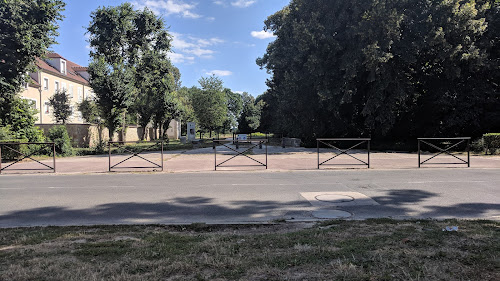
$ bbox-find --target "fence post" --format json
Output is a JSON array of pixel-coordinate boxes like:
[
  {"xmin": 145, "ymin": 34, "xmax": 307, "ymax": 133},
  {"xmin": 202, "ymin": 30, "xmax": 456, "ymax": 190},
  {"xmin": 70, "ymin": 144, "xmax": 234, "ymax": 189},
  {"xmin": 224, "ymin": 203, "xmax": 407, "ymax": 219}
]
[
  {"xmin": 265, "ymin": 141, "xmax": 268, "ymax": 169},
  {"xmin": 214, "ymin": 140, "xmax": 217, "ymax": 171},
  {"xmin": 0, "ymin": 145, "xmax": 2, "ymax": 174},
  {"xmin": 53, "ymin": 143, "xmax": 56, "ymax": 173},
  {"xmin": 467, "ymin": 139, "xmax": 470, "ymax": 168},
  {"xmin": 161, "ymin": 141, "xmax": 164, "ymax": 172},
  {"xmin": 418, "ymin": 140, "xmax": 421, "ymax": 168},
  {"xmin": 317, "ymin": 140, "xmax": 319, "ymax": 169},
  {"xmin": 108, "ymin": 142, "xmax": 111, "ymax": 172},
  {"xmin": 367, "ymin": 140, "xmax": 370, "ymax": 169}
]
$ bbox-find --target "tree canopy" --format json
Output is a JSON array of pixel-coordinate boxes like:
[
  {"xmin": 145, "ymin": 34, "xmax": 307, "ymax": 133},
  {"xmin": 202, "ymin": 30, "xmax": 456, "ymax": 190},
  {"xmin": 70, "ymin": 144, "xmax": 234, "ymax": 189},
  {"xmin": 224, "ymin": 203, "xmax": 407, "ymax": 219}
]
[
  {"xmin": 257, "ymin": 0, "xmax": 500, "ymax": 143},
  {"xmin": 87, "ymin": 3, "xmax": 176, "ymax": 140},
  {"xmin": 0, "ymin": 0, "xmax": 65, "ymax": 125},
  {"xmin": 190, "ymin": 76, "xmax": 228, "ymax": 135},
  {"xmin": 48, "ymin": 89, "xmax": 72, "ymax": 124}
]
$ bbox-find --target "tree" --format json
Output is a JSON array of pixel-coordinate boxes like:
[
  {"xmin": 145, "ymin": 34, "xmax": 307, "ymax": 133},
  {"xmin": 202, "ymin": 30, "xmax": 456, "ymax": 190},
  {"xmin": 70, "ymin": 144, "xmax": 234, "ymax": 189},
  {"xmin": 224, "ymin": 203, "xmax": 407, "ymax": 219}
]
[
  {"xmin": 223, "ymin": 89, "xmax": 243, "ymax": 133},
  {"xmin": 48, "ymin": 89, "xmax": 72, "ymax": 124},
  {"xmin": 257, "ymin": 0, "xmax": 500, "ymax": 143},
  {"xmin": 0, "ymin": 0, "xmax": 65, "ymax": 125},
  {"xmin": 87, "ymin": 3, "xmax": 175, "ymax": 141},
  {"xmin": 238, "ymin": 93, "xmax": 262, "ymax": 133},
  {"xmin": 87, "ymin": 58, "xmax": 134, "ymax": 141},
  {"xmin": 190, "ymin": 76, "xmax": 228, "ymax": 137},
  {"xmin": 77, "ymin": 98, "xmax": 100, "ymax": 124}
]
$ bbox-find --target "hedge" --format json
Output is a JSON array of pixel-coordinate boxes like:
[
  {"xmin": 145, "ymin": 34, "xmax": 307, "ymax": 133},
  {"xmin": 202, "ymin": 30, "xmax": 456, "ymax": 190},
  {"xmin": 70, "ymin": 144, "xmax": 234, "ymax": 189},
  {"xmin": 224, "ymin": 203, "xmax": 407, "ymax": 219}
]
[{"xmin": 483, "ymin": 133, "xmax": 500, "ymax": 154}]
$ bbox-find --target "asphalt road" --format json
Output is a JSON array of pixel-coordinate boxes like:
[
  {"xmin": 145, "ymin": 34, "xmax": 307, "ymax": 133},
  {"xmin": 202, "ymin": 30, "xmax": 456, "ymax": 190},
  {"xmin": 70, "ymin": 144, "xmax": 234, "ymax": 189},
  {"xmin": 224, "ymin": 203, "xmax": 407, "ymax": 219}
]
[{"xmin": 1, "ymin": 168, "xmax": 499, "ymax": 227}]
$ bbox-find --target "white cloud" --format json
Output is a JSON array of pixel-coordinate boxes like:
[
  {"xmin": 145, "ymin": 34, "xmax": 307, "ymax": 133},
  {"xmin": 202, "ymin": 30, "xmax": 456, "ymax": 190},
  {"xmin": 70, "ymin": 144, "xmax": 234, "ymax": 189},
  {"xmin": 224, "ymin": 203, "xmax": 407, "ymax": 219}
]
[
  {"xmin": 168, "ymin": 52, "xmax": 195, "ymax": 64},
  {"xmin": 132, "ymin": 0, "xmax": 201, "ymax": 19},
  {"xmin": 234, "ymin": 91, "xmax": 244, "ymax": 94},
  {"xmin": 251, "ymin": 30, "xmax": 275, "ymax": 39},
  {"xmin": 231, "ymin": 0, "xmax": 256, "ymax": 8},
  {"xmin": 206, "ymin": 70, "xmax": 233, "ymax": 76},
  {"xmin": 170, "ymin": 32, "xmax": 224, "ymax": 63},
  {"xmin": 213, "ymin": 0, "xmax": 225, "ymax": 6}
]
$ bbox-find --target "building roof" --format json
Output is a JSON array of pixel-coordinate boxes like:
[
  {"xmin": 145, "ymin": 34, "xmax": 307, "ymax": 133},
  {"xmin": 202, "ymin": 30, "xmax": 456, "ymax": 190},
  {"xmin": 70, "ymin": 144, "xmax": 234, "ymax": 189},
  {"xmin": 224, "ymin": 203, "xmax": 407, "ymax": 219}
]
[{"xmin": 35, "ymin": 53, "xmax": 89, "ymax": 85}]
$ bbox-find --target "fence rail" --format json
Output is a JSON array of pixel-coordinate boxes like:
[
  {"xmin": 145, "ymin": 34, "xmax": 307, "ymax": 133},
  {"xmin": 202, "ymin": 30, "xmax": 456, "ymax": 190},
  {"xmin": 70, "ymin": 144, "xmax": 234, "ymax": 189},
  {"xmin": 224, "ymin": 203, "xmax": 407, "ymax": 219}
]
[
  {"xmin": 108, "ymin": 141, "xmax": 164, "ymax": 172},
  {"xmin": 418, "ymin": 137, "xmax": 471, "ymax": 167},
  {"xmin": 213, "ymin": 139, "xmax": 268, "ymax": 170},
  {"xmin": 0, "ymin": 142, "xmax": 56, "ymax": 174},
  {"xmin": 317, "ymin": 138, "xmax": 371, "ymax": 169}
]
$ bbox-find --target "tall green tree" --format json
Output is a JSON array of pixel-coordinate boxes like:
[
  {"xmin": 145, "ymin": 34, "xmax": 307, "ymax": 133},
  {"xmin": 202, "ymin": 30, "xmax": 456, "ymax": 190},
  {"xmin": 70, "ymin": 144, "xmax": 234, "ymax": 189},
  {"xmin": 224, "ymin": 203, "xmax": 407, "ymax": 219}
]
[
  {"xmin": 87, "ymin": 3, "xmax": 175, "ymax": 141},
  {"xmin": 258, "ymin": 0, "xmax": 499, "ymax": 143},
  {"xmin": 190, "ymin": 76, "xmax": 228, "ymax": 137},
  {"xmin": 223, "ymin": 88, "xmax": 243, "ymax": 133},
  {"xmin": 0, "ymin": 0, "xmax": 65, "ymax": 124},
  {"xmin": 48, "ymin": 89, "xmax": 72, "ymax": 124},
  {"xmin": 238, "ymin": 93, "xmax": 262, "ymax": 133}
]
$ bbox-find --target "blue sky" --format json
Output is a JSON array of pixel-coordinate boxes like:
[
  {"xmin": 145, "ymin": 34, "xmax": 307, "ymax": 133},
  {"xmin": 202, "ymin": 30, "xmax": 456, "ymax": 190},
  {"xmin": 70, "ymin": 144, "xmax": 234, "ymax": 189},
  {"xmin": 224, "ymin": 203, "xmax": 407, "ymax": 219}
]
[{"xmin": 51, "ymin": 0, "xmax": 290, "ymax": 97}]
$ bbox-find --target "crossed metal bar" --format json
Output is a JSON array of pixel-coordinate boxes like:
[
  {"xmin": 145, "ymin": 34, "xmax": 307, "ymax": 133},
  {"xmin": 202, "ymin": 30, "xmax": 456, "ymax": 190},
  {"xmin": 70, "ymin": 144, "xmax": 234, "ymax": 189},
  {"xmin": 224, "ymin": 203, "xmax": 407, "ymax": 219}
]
[
  {"xmin": 0, "ymin": 142, "xmax": 55, "ymax": 174},
  {"xmin": 213, "ymin": 139, "xmax": 267, "ymax": 170},
  {"xmin": 418, "ymin": 137, "xmax": 470, "ymax": 167},
  {"xmin": 317, "ymin": 138, "xmax": 371, "ymax": 169},
  {"xmin": 108, "ymin": 141, "xmax": 164, "ymax": 172}
]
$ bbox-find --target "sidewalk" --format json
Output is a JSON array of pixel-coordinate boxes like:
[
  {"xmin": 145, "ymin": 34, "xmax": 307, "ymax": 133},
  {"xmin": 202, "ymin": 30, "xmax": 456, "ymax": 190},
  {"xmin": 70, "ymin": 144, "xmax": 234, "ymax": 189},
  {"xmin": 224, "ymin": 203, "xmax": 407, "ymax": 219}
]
[{"xmin": 1, "ymin": 145, "xmax": 499, "ymax": 174}]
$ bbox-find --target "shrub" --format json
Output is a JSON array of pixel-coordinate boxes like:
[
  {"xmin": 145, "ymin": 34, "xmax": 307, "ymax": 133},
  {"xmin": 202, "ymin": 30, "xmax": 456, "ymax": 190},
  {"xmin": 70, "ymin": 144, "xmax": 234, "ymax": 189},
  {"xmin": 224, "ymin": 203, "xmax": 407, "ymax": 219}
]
[
  {"xmin": 483, "ymin": 133, "xmax": 500, "ymax": 155},
  {"xmin": 0, "ymin": 126, "xmax": 14, "ymax": 140},
  {"xmin": 47, "ymin": 126, "xmax": 73, "ymax": 156},
  {"xmin": 0, "ymin": 139, "xmax": 30, "ymax": 161}
]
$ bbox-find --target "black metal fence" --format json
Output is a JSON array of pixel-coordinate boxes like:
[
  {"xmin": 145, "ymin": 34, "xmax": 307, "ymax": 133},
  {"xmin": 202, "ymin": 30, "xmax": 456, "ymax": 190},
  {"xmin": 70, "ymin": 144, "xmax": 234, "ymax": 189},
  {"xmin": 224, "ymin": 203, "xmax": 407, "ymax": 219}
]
[
  {"xmin": 108, "ymin": 141, "xmax": 164, "ymax": 172},
  {"xmin": 418, "ymin": 137, "xmax": 471, "ymax": 167},
  {"xmin": 213, "ymin": 139, "xmax": 268, "ymax": 170},
  {"xmin": 0, "ymin": 142, "xmax": 56, "ymax": 174},
  {"xmin": 317, "ymin": 138, "xmax": 371, "ymax": 169}
]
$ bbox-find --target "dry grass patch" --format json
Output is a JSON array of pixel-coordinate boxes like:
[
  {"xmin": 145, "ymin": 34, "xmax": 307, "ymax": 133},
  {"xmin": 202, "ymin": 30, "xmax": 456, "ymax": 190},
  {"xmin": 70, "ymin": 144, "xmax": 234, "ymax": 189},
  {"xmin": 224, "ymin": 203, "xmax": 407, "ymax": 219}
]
[{"xmin": 0, "ymin": 220, "xmax": 498, "ymax": 280}]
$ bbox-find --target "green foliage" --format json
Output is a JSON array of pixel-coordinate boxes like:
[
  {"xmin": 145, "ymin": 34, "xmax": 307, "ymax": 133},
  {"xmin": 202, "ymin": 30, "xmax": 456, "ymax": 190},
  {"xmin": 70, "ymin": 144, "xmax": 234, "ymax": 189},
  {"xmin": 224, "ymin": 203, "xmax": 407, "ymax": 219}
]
[
  {"xmin": 0, "ymin": 126, "xmax": 15, "ymax": 140},
  {"xmin": 223, "ymin": 88, "xmax": 243, "ymax": 132},
  {"xmin": 77, "ymin": 98, "xmax": 100, "ymax": 124},
  {"xmin": 190, "ymin": 76, "xmax": 228, "ymax": 133},
  {"xmin": 46, "ymin": 125, "xmax": 73, "ymax": 156},
  {"xmin": 483, "ymin": 133, "xmax": 500, "ymax": 154},
  {"xmin": 4, "ymin": 98, "xmax": 44, "ymax": 143},
  {"xmin": 88, "ymin": 58, "xmax": 134, "ymax": 141},
  {"xmin": 258, "ymin": 0, "xmax": 500, "ymax": 142},
  {"xmin": 48, "ymin": 89, "xmax": 72, "ymax": 124},
  {"xmin": 87, "ymin": 3, "xmax": 175, "ymax": 141},
  {"xmin": 238, "ymin": 93, "xmax": 262, "ymax": 133},
  {"xmin": 0, "ymin": 0, "xmax": 65, "ymax": 124}
]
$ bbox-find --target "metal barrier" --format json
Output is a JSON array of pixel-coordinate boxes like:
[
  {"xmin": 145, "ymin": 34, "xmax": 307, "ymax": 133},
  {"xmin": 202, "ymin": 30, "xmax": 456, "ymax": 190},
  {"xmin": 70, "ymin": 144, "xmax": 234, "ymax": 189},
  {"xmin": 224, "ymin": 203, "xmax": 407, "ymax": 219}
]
[
  {"xmin": 418, "ymin": 137, "xmax": 471, "ymax": 167},
  {"xmin": 317, "ymin": 138, "xmax": 371, "ymax": 169},
  {"xmin": 0, "ymin": 142, "xmax": 55, "ymax": 174},
  {"xmin": 108, "ymin": 141, "xmax": 164, "ymax": 172},
  {"xmin": 213, "ymin": 139, "xmax": 268, "ymax": 170}
]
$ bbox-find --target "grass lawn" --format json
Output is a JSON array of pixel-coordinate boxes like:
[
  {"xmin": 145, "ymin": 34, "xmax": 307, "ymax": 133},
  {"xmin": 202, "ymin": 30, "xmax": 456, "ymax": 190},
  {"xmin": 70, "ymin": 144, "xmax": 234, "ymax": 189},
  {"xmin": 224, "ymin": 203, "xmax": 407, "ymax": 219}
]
[{"xmin": 0, "ymin": 219, "xmax": 498, "ymax": 280}]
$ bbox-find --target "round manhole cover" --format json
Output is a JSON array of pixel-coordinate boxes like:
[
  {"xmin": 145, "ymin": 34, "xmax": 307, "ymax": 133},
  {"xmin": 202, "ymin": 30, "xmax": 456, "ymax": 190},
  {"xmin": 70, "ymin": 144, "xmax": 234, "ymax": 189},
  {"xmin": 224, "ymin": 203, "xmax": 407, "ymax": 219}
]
[
  {"xmin": 312, "ymin": 210, "xmax": 352, "ymax": 219},
  {"xmin": 315, "ymin": 194, "xmax": 354, "ymax": 203}
]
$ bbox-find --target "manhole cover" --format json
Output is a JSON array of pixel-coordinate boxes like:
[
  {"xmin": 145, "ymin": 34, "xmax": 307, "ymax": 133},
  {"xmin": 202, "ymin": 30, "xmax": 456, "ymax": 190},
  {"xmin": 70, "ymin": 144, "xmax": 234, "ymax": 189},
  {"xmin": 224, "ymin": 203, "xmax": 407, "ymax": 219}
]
[
  {"xmin": 312, "ymin": 210, "xmax": 352, "ymax": 219},
  {"xmin": 315, "ymin": 194, "xmax": 354, "ymax": 203}
]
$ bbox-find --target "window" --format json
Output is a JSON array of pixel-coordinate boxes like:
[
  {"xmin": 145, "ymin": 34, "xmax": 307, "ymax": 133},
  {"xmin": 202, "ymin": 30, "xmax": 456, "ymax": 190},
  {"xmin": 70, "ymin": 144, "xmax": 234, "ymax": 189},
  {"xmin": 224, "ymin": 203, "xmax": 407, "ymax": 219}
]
[
  {"xmin": 44, "ymin": 101, "xmax": 50, "ymax": 114},
  {"xmin": 54, "ymin": 81, "xmax": 59, "ymax": 91},
  {"xmin": 69, "ymin": 85, "xmax": 74, "ymax": 99},
  {"xmin": 43, "ymin": 78, "xmax": 49, "ymax": 90},
  {"xmin": 77, "ymin": 86, "xmax": 83, "ymax": 101},
  {"xmin": 62, "ymin": 82, "xmax": 67, "ymax": 91},
  {"xmin": 61, "ymin": 60, "xmax": 66, "ymax": 74}
]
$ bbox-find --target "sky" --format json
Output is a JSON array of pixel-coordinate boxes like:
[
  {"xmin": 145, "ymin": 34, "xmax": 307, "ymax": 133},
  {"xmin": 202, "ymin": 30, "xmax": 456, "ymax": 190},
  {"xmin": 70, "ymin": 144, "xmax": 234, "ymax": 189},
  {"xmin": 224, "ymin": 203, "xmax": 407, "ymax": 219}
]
[{"xmin": 51, "ymin": 0, "xmax": 290, "ymax": 97}]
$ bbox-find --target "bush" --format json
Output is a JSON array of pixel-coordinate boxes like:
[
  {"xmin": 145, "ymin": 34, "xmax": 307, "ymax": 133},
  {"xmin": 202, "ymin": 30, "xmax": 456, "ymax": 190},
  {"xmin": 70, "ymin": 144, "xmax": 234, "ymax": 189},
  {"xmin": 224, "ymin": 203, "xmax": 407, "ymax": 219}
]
[
  {"xmin": 0, "ymin": 126, "xmax": 14, "ymax": 140},
  {"xmin": 0, "ymin": 138, "xmax": 29, "ymax": 161},
  {"xmin": 47, "ymin": 126, "xmax": 73, "ymax": 156},
  {"xmin": 483, "ymin": 133, "xmax": 500, "ymax": 155}
]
